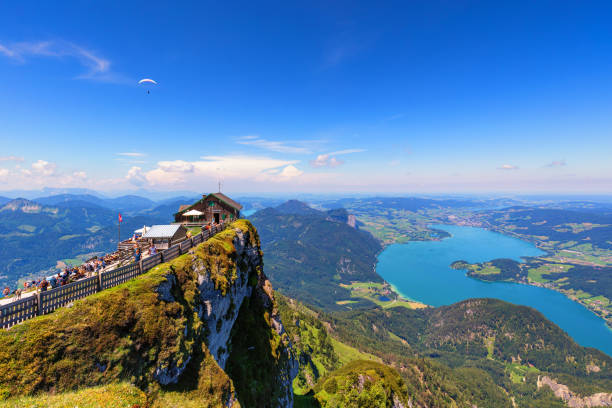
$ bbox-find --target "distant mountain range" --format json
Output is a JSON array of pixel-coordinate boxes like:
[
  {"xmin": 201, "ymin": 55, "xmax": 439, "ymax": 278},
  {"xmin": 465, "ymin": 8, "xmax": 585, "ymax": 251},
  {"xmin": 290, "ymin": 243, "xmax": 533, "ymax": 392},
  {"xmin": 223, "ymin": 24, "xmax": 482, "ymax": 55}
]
[{"xmin": 33, "ymin": 194, "xmax": 158, "ymax": 214}]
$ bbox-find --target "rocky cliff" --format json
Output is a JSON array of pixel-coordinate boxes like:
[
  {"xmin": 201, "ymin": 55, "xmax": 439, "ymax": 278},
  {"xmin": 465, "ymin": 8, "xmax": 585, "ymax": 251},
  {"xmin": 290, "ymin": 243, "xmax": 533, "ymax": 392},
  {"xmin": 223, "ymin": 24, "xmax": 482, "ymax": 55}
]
[
  {"xmin": 0, "ymin": 220, "xmax": 297, "ymax": 407},
  {"xmin": 538, "ymin": 376, "xmax": 612, "ymax": 408}
]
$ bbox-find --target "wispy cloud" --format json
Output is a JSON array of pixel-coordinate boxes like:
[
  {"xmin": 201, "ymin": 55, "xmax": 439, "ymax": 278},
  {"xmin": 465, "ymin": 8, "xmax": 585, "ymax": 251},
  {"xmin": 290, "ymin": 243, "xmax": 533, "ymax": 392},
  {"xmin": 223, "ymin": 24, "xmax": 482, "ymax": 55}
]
[
  {"xmin": 0, "ymin": 155, "xmax": 24, "ymax": 162},
  {"xmin": 384, "ymin": 113, "xmax": 405, "ymax": 121},
  {"xmin": 545, "ymin": 159, "xmax": 567, "ymax": 168},
  {"xmin": 310, "ymin": 148, "xmax": 365, "ymax": 168},
  {"xmin": 0, "ymin": 40, "xmax": 127, "ymax": 83},
  {"xmin": 321, "ymin": 25, "xmax": 377, "ymax": 69},
  {"xmin": 236, "ymin": 135, "xmax": 313, "ymax": 154},
  {"xmin": 117, "ymin": 152, "xmax": 146, "ymax": 157},
  {"xmin": 328, "ymin": 149, "xmax": 366, "ymax": 155},
  {"xmin": 498, "ymin": 164, "xmax": 519, "ymax": 170}
]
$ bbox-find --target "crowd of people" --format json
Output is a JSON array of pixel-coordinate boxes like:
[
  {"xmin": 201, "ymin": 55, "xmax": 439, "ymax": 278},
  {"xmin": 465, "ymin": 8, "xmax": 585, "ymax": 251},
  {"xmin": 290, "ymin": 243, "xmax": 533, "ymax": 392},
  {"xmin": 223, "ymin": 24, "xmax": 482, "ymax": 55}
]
[
  {"xmin": 1, "ymin": 223, "xmax": 220, "ymax": 304},
  {"xmin": 0, "ymin": 248, "xmax": 141, "ymax": 303}
]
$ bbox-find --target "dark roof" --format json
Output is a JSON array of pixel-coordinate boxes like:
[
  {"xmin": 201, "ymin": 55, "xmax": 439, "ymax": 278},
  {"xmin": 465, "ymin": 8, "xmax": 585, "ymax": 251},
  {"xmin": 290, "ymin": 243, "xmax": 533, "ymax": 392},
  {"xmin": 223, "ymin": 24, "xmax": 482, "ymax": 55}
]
[
  {"xmin": 175, "ymin": 193, "xmax": 242, "ymax": 216},
  {"xmin": 207, "ymin": 192, "xmax": 243, "ymax": 211}
]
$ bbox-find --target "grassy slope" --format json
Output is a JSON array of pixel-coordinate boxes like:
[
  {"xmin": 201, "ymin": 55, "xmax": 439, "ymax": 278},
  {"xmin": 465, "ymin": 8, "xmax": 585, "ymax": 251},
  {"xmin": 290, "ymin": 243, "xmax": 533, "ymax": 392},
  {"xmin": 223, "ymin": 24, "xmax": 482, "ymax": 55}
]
[
  {"xmin": 0, "ymin": 220, "xmax": 282, "ymax": 408},
  {"xmin": 0, "ymin": 383, "xmax": 145, "ymax": 408}
]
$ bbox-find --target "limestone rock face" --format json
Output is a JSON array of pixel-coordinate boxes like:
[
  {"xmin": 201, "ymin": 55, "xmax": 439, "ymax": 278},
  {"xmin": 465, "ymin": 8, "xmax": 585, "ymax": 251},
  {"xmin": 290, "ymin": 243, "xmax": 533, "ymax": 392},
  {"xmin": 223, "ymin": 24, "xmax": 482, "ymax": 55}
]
[
  {"xmin": 196, "ymin": 238, "xmax": 254, "ymax": 369},
  {"xmin": 538, "ymin": 376, "xmax": 612, "ymax": 407},
  {"xmin": 153, "ymin": 223, "xmax": 298, "ymax": 407}
]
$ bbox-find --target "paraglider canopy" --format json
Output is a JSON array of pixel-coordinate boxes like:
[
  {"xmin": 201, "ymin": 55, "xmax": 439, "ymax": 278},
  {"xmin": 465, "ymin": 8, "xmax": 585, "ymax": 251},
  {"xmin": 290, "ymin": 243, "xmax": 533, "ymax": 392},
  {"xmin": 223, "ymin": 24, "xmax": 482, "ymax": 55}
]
[{"xmin": 138, "ymin": 78, "xmax": 157, "ymax": 94}]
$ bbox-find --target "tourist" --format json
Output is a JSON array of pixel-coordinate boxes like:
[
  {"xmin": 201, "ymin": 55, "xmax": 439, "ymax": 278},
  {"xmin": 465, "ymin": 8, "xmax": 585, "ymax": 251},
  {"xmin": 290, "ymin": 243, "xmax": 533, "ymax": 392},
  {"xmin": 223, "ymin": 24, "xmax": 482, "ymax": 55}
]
[
  {"xmin": 49, "ymin": 275, "xmax": 57, "ymax": 288},
  {"xmin": 40, "ymin": 278, "xmax": 49, "ymax": 292},
  {"xmin": 2, "ymin": 287, "xmax": 9, "ymax": 297},
  {"xmin": 15, "ymin": 288, "xmax": 22, "ymax": 300}
]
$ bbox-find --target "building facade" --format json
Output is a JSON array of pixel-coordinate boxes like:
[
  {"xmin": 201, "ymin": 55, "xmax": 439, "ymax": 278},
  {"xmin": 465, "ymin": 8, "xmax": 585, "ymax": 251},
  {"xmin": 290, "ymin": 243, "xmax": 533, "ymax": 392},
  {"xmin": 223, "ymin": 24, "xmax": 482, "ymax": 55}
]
[
  {"xmin": 174, "ymin": 192, "xmax": 242, "ymax": 225},
  {"xmin": 142, "ymin": 224, "xmax": 188, "ymax": 250}
]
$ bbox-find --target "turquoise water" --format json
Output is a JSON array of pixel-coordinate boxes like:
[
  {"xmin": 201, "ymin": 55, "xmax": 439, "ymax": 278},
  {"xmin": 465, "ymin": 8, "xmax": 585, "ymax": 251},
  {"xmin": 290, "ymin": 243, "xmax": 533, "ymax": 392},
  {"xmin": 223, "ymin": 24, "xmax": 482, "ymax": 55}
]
[
  {"xmin": 242, "ymin": 209, "xmax": 257, "ymax": 217},
  {"xmin": 377, "ymin": 224, "xmax": 612, "ymax": 356}
]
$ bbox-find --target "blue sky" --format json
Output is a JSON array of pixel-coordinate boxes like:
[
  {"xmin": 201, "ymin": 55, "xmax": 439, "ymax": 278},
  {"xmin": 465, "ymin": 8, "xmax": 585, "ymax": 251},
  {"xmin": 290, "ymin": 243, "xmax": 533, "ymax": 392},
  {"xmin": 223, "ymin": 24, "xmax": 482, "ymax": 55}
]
[{"xmin": 1, "ymin": 1, "xmax": 612, "ymax": 194}]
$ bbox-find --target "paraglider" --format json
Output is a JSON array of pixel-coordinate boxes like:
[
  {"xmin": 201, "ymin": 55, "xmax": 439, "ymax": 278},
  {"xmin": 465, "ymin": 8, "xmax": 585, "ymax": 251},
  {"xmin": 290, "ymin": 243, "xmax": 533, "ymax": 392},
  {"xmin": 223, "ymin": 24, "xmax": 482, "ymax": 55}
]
[{"xmin": 138, "ymin": 78, "xmax": 157, "ymax": 94}]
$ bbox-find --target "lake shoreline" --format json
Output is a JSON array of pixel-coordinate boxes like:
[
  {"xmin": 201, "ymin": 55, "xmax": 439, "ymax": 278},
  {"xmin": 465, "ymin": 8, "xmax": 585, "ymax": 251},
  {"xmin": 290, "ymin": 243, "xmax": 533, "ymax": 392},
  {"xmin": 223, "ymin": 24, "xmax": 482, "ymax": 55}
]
[
  {"xmin": 453, "ymin": 264, "xmax": 612, "ymax": 332},
  {"xmin": 443, "ymin": 223, "xmax": 612, "ymax": 331},
  {"xmin": 374, "ymin": 224, "xmax": 612, "ymax": 356}
]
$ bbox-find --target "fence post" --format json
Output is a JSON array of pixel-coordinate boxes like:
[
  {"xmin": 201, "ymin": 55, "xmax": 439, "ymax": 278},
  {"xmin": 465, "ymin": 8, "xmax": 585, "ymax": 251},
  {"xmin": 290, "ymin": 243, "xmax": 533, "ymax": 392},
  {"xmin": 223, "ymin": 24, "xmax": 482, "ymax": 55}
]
[
  {"xmin": 139, "ymin": 259, "xmax": 143, "ymax": 274},
  {"xmin": 36, "ymin": 292, "xmax": 42, "ymax": 316},
  {"xmin": 97, "ymin": 271, "xmax": 103, "ymax": 292}
]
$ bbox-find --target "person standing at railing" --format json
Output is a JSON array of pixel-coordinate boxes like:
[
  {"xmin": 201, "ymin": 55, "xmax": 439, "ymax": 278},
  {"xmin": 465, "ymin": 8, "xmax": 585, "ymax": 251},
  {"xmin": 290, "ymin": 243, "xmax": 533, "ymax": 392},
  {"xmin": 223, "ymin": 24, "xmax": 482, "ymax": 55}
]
[
  {"xmin": 134, "ymin": 246, "xmax": 141, "ymax": 263},
  {"xmin": 40, "ymin": 278, "xmax": 49, "ymax": 292},
  {"xmin": 49, "ymin": 275, "xmax": 57, "ymax": 289}
]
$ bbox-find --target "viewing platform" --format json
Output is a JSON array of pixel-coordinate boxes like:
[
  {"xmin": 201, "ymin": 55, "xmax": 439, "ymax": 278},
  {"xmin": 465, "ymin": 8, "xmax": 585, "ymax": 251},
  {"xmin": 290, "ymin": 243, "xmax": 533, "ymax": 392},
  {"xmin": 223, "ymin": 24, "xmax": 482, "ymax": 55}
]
[{"xmin": 0, "ymin": 222, "xmax": 232, "ymax": 329}]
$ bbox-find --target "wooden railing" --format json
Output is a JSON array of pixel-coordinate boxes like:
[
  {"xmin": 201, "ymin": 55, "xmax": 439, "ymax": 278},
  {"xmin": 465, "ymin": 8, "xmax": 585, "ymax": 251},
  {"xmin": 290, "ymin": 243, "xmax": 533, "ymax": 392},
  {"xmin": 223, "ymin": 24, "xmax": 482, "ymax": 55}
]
[{"xmin": 0, "ymin": 223, "xmax": 230, "ymax": 329}]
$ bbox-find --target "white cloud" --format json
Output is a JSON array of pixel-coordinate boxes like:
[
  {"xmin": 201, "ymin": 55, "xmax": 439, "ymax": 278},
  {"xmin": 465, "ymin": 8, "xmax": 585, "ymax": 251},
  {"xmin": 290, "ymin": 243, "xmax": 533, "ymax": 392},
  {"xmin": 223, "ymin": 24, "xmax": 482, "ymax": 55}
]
[
  {"xmin": 277, "ymin": 165, "xmax": 303, "ymax": 180},
  {"xmin": 126, "ymin": 155, "xmax": 304, "ymax": 188},
  {"xmin": 158, "ymin": 160, "xmax": 194, "ymax": 173},
  {"xmin": 546, "ymin": 159, "xmax": 567, "ymax": 168},
  {"xmin": 31, "ymin": 160, "xmax": 57, "ymax": 176},
  {"xmin": 498, "ymin": 164, "xmax": 519, "ymax": 170},
  {"xmin": 0, "ymin": 159, "xmax": 91, "ymax": 189},
  {"xmin": 236, "ymin": 135, "xmax": 312, "ymax": 154},
  {"xmin": 0, "ymin": 155, "xmax": 24, "ymax": 162},
  {"xmin": 126, "ymin": 166, "xmax": 147, "ymax": 186},
  {"xmin": 0, "ymin": 40, "xmax": 125, "ymax": 82},
  {"xmin": 310, "ymin": 154, "xmax": 344, "ymax": 168}
]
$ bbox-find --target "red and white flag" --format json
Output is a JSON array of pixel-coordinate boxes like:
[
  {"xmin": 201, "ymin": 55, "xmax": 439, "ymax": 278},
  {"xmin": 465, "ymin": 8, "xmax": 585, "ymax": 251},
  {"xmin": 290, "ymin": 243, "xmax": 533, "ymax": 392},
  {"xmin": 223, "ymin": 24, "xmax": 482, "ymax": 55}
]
[{"xmin": 118, "ymin": 213, "xmax": 123, "ymax": 223}]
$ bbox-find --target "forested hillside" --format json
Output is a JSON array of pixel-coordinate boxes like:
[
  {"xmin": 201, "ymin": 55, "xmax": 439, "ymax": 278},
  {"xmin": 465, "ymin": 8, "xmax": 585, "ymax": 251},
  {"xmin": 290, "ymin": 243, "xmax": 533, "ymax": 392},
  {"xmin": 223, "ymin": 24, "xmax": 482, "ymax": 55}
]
[
  {"xmin": 250, "ymin": 203, "xmax": 382, "ymax": 309},
  {"xmin": 281, "ymin": 295, "xmax": 612, "ymax": 407}
]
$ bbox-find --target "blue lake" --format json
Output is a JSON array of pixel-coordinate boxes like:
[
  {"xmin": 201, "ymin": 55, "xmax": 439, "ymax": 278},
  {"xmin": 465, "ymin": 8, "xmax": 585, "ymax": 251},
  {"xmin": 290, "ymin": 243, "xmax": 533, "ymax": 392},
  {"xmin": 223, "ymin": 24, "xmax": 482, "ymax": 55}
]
[
  {"xmin": 377, "ymin": 224, "xmax": 612, "ymax": 356},
  {"xmin": 242, "ymin": 209, "xmax": 257, "ymax": 217}
]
